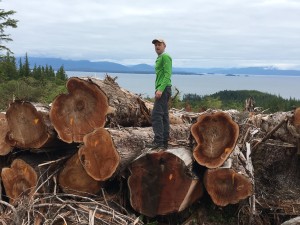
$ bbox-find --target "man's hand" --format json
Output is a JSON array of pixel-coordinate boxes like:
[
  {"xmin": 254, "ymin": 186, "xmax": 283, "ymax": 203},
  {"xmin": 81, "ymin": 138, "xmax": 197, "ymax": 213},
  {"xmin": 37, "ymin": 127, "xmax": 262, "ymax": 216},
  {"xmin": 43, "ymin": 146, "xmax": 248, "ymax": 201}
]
[{"xmin": 155, "ymin": 90, "xmax": 162, "ymax": 99}]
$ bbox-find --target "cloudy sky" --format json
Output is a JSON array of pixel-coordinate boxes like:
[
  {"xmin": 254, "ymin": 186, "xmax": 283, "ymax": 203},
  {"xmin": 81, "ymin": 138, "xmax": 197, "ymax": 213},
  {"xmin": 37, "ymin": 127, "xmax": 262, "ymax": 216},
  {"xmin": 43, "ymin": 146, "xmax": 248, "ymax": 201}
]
[{"xmin": 2, "ymin": 0, "xmax": 300, "ymax": 69}]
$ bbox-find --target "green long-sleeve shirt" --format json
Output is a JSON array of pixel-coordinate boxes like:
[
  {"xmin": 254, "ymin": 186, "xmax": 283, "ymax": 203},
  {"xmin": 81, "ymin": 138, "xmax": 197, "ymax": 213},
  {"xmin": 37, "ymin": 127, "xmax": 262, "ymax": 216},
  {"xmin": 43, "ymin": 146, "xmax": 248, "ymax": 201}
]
[{"xmin": 155, "ymin": 52, "xmax": 172, "ymax": 92}]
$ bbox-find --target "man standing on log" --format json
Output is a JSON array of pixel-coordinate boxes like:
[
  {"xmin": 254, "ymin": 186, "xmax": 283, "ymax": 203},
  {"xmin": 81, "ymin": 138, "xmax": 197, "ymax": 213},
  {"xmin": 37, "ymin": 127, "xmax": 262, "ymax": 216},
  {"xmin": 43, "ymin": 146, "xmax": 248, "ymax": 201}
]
[{"xmin": 147, "ymin": 38, "xmax": 172, "ymax": 150}]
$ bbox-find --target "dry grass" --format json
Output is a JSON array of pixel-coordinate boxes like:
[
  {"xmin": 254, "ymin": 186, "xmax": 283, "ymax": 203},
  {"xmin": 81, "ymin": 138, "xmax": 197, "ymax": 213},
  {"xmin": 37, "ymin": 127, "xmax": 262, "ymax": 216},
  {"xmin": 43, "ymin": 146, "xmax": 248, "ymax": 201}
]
[{"xmin": 0, "ymin": 192, "xmax": 143, "ymax": 225}]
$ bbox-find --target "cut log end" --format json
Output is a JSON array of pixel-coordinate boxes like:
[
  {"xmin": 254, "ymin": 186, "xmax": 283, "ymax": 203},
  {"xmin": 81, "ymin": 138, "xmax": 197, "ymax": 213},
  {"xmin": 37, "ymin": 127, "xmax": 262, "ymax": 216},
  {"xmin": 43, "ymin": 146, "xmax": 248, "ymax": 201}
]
[
  {"xmin": 58, "ymin": 153, "xmax": 102, "ymax": 196},
  {"xmin": 191, "ymin": 111, "xmax": 239, "ymax": 168},
  {"xmin": 1, "ymin": 159, "xmax": 38, "ymax": 205},
  {"xmin": 50, "ymin": 77, "xmax": 109, "ymax": 143},
  {"xmin": 204, "ymin": 168, "xmax": 253, "ymax": 207},
  {"xmin": 0, "ymin": 113, "xmax": 12, "ymax": 155},
  {"xmin": 293, "ymin": 107, "xmax": 300, "ymax": 133},
  {"xmin": 5, "ymin": 101, "xmax": 50, "ymax": 149},
  {"xmin": 78, "ymin": 127, "xmax": 120, "ymax": 181},
  {"xmin": 128, "ymin": 149, "xmax": 203, "ymax": 217}
]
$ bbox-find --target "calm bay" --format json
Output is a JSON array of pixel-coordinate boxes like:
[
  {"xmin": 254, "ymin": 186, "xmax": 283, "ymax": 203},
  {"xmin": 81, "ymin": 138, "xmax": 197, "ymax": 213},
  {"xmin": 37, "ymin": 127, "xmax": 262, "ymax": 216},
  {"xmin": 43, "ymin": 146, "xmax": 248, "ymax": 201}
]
[{"xmin": 67, "ymin": 71, "xmax": 300, "ymax": 100}]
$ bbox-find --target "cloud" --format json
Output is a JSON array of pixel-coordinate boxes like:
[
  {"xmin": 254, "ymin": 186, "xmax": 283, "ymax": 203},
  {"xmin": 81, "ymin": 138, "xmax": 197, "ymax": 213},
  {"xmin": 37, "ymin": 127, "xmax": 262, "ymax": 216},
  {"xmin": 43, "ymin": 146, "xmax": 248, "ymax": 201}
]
[{"xmin": 2, "ymin": 0, "xmax": 300, "ymax": 68}]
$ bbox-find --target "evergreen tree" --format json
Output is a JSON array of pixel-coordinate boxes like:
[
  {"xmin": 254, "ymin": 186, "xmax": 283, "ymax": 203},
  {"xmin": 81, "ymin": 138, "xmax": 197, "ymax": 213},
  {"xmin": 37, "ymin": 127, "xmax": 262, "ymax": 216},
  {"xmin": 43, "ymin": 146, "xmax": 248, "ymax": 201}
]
[
  {"xmin": 18, "ymin": 58, "xmax": 24, "ymax": 77},
  {"xmin": 0, "ymin": 52, "xmax": 18, "ymax": 80},
  {"xmin": 0, "ymin": 2, "xmax": 18, "ymax": 54},
  {"xmin": 23, "ymin": 53, "xmax": 30, "ymax": 77},
  {"xmin": 56, "ymin": 66, "xmax": 68, "ymax": 81},
  {"xmin": 48, "ymin": 65, "xmax": 55, "ymax": 80}
]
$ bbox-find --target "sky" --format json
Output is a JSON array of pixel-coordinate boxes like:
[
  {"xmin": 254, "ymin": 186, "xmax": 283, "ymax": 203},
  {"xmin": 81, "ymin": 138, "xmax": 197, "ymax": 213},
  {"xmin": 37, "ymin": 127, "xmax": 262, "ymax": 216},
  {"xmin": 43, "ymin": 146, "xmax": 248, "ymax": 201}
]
[{"xmin": 1, "ymin": 0, "xmax": 300, "ymax": 69}]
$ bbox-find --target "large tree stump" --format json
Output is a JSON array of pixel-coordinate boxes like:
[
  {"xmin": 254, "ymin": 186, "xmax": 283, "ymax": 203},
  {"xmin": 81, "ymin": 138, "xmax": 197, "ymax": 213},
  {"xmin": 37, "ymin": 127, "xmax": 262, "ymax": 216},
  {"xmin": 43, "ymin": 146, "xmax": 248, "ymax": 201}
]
[
  {"xmin": 50, "ymin": 77, "xmax": 109, "ymax": 143},
  {"xmin": 5, "ymin": 101, "xmax": 53, "ymax": 149},
  {"xmin": 0, "ymin": 112, "xmax": 12, "ymax": 155},
  {"xmin": 191, "ymin": 111, "xmax": 239, "ymax": 168},
  {"xmin": 128, "ymin": 148, "xmax": 203, "ymax": 217}
]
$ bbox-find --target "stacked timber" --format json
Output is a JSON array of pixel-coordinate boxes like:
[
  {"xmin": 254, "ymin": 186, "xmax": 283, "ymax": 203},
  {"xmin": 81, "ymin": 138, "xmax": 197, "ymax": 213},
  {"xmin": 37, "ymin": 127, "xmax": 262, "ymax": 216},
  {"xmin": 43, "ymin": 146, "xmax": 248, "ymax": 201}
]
[
  {"xmin": 191, "ymin": 111, "xmax": 253, "ymax": 206},
  {"xmin": 0, "ymin": 75, "xmax": 299, "ymax": 225}
]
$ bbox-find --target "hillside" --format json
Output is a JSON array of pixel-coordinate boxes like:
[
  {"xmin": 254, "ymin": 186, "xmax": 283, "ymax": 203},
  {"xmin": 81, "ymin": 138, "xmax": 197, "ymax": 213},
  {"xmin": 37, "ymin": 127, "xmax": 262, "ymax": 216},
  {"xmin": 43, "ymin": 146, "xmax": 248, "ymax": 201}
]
[{"xmin": 27, "ymin": 57, "xmax": 300, "ymax": 76}]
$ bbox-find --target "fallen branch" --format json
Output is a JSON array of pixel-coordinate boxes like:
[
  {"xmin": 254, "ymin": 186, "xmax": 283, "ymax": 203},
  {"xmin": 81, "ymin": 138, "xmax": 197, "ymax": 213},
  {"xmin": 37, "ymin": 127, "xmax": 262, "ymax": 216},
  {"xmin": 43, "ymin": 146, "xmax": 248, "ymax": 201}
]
[{"xmin": 251, "ymin": 116, "xmax": 288, "ymax": 153}]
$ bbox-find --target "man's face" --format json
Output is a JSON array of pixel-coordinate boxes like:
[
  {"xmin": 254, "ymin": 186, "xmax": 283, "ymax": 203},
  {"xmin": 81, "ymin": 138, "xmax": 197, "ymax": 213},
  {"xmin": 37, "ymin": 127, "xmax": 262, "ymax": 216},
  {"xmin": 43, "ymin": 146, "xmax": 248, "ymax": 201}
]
[{"xmin": 154, "ymin": 42, "xmax": 166, "ymax": 55}]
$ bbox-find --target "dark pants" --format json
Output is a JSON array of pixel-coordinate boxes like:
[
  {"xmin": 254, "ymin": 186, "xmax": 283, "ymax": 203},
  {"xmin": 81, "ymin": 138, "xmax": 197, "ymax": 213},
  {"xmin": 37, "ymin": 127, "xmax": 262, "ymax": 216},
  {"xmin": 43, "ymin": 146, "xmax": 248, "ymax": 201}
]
[{"xmin": 152, "ymin": 86, "xmax": 171, "ymax": 145}]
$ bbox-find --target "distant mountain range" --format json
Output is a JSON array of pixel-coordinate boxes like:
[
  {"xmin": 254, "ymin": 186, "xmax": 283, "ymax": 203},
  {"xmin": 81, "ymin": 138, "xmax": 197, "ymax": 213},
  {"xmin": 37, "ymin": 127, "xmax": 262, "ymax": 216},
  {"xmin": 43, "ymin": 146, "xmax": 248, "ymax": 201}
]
[{"xmin": 27, "ymin": 57, "xmax": 300, "ymax": 76}]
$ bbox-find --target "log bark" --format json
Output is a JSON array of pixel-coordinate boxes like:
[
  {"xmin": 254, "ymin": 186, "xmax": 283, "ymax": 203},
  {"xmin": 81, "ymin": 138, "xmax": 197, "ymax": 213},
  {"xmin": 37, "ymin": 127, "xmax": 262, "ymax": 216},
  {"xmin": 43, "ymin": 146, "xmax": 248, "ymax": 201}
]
[
  {"xmin": 5, "ymin": 101, "xmax": 54, "ymax": 149},
  {"xmin": 143, "ymin": 101, "xmax": 185, "ymax": 125},
  {"xmin": 83, "ymin": 76, "xmax": 152, "ymax": 127},
  {"xmin": 57, "ymin": 124, "xmax": 190, "ymax": 195},
  {"xmin": 251, "ymin": 139, "xmax": 300, "ymax": 216},
  {"xmin": 191, "ymin": 111, "xmax": 239, "ymax": 168},
  {"xmin": 107, "ymin": 124, "xmax": 190, "ymax": 172},
  {"xmin": 248, "ymin": 110, "xmax": 297, "ymax": 145},
  {"xmin": 0, "ymin": 112, "xmax": 12, "ymax": 155},
  {"xmin": 50, "ymin": 77, "xmax": 109, "ymax": 143},
  {"xmin": 128, "ymin": 147, "xmax": 203, "ymax": 217},
  {"xmin": 292, "ymin": 107, "xmax": 300, "ymax": 132},
  {"xmin": 281, "ymin": 216, "xmax": 300, "ymax": 225}
]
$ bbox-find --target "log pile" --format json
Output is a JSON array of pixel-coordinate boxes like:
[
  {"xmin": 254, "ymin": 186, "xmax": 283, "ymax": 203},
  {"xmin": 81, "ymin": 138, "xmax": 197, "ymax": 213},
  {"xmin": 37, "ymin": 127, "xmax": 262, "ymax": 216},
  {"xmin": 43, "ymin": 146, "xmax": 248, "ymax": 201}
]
[
  {"xmin": 191, "ymin": 111, "xmax": 253, "ymax": 207},
  {"xmin": 0, "ymin": 75, "xmax": 299, "ymax": 225}
]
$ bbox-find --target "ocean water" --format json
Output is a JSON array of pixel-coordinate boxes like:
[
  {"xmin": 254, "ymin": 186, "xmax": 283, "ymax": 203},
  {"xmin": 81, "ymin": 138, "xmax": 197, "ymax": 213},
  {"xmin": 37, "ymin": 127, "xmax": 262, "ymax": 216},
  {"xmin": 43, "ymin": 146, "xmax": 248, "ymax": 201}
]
[{"xmin": 67, "ymin": 71, "xmax": 300, "ymax": 100}]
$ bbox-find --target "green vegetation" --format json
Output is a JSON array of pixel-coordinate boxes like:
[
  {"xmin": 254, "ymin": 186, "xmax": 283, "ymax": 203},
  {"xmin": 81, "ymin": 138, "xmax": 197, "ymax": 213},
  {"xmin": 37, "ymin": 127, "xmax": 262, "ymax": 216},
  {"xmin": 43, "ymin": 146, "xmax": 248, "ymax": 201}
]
[
  {"xmin": 181, "ymin": 90, "xmax": 300, "ymax": 113},
  {"xmin": 0, "ymin": 52, "xmax": 67, "ymax": 110},
  {"xmin": 0, "ymin": 2, "xmax": 18, "ymax": 53}
]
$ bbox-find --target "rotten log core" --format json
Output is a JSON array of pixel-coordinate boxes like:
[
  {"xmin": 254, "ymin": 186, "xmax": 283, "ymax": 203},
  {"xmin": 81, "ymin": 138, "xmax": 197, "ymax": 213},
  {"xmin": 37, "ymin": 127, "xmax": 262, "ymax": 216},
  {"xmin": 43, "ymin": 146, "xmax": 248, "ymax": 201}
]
[
  {"xmin": 1, "ymin": 159, "xmax": 38, "ymax": 205},
  {"xmin": 78, "ymin": 127, "xmax": 120, "ymax": 181},
  {"xmin": 128, "ymin": 148, "xmax": 203, "ymax": 217},
  {"xmin": 191, "ymin": 111, "xmax": 239, "ymax": 168},
  {"xmin": 58, "ymin": 153, "xmax": 102, "ymax": 196},
  {"xmin": 50, "ymin": 77, "xmax": 109, "ymax": 143},
  {"xmin": 5, "ymin": 101, "xmax": 51, "ymax": 149},
  {"xmin": 204, "ymin": 168, "xmax": 253, "ymax": 207}
]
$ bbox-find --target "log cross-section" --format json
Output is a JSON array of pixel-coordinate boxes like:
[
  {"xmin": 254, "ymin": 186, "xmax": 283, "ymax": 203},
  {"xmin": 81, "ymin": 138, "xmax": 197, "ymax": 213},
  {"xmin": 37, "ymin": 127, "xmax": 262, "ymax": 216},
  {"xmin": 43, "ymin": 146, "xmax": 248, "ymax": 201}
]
[
  {"xmin": 204, "ymin": 168, "xmax": 253, "ymax": 207},
  {"xmin": 191, "ymin": 111, "xmax": 239, "ymax": 168},
  {"xmin": 5, "ymin": 101, "xmax": 50, "ymax": 149},
  {"xmin": 0, "ymin": 112, "xmax": 12, "ymax": 155},
  {"xmin": 58, "ymin": 153, "xmax": 102, "ymax": 196},
  {"xmin": 1, "ymin": 159, "xmax": 38, "ymax": 205},
  {"xmin": 128, "ymin": 148, "xmax": 203, "ymax": 217},
  {"xmin": 50, "ymin": 77, "xmax": 109, "ymax": 143},
  {"xmin": 78, "ymin": 127, "xmax": 120, "ymax": 181},
  {"xmin": 293, "ymin": 107, "xmax": 300, "ymax": 133}
]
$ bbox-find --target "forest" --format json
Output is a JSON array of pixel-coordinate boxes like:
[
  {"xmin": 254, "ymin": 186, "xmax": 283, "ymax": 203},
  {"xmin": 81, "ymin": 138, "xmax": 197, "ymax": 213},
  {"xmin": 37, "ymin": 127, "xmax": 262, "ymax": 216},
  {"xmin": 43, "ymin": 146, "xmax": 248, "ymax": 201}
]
[{"xmin": 0, "ymin": 53, "xmax": 67, "ymax": 110}]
